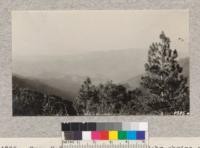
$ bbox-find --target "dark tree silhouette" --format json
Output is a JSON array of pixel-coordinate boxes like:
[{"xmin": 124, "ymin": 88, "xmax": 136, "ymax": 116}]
[
  {"xmin": 73, "ymin": 77, "xmax": 98, "ymax": 115},
  {"xmin": 96, "ymin": 81, "xmax": 128, "ymax": 114},
  {"xmin": 141, "ymin": 32, "xmax": 189, "ymax": 114}
]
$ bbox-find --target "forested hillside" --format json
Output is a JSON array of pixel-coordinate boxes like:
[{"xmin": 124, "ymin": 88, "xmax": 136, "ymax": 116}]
[
  {"xmin": 12, "ymin": 75, "xmax": 77, "ymax": 116},
  {"xmin": 12, "ymin": 32, "xmax": 189, "ymax": 116}
]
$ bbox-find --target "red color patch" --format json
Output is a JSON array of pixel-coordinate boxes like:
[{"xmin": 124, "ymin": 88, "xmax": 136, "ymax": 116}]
[{"xmin": 99, "ymin": 131, "xmax": 109, "ymax": 140}]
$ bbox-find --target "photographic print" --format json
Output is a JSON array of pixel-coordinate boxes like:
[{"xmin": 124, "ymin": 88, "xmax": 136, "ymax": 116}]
[{"xmin": 12, "ymin": 10, "xmax": 189, "ymax": 116}]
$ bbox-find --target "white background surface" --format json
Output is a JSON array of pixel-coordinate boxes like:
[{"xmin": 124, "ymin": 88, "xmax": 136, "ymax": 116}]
[{"xmin": 0, "ymin": 0, "xmax": 200, "ymax": 137}]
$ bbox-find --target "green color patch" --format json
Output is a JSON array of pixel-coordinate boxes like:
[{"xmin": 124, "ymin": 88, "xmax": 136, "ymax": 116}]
[{"xmin": 118, "ymin": 131, "xmax": 127, "ymax": 140}]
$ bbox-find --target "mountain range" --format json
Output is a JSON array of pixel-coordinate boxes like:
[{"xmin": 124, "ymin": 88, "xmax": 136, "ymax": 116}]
[{"xmin": 13, "ymin": 49, "xmax": 189, "ymax": 101}]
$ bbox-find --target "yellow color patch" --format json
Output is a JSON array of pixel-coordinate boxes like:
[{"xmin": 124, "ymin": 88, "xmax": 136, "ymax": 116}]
[{"xmin": 109, "ymin": 131, "xmax": 118, "ymax": 140}]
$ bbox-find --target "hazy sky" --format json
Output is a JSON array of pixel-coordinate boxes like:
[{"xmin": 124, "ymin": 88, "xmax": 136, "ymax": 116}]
[{"xmin": 12, "ymin": 10, "xmax": 189, "ymax": 58}]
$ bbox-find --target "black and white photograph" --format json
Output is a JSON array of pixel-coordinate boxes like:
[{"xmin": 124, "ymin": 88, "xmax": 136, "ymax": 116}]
[{"xmin": 12, "ymin": 10, "xmax": 189, "ymax": 116}]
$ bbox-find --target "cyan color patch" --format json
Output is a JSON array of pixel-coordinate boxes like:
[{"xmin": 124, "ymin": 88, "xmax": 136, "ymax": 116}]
[{"xmin": 127, "ymin": 131, "xmax": 136, "ymax": 140}]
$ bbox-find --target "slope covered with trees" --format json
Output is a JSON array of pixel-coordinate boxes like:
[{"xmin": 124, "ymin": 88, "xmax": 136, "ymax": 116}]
[
  {"xmin": 73, "ymin": 32, "xmax": 189, "ymax": 115},
  {"xmin": 13, "ymin": 75, "xmax": 77, "ymax": 116}
]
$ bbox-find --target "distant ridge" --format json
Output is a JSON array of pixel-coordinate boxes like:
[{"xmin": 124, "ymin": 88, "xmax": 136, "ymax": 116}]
[{"xmin": 12, "ymin": 74, "xmax": 73, "ymax": 100}]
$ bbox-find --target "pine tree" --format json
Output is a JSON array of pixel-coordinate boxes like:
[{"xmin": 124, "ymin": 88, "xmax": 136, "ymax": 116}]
[
  {"xmin": 141, "ymin": 31, "xmax": 189, "ymax": 114},
  {"xmin": 73, "ymin": 77, "xmax": 98, "ymax": 115}
]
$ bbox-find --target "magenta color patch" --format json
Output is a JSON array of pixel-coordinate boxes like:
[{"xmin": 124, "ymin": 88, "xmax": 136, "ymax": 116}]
[{"xmin": 91, "ymin": 131, "xmax": 100, "ymax": 140}]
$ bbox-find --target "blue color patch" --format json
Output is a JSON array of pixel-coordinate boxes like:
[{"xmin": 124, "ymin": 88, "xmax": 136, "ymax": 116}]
[
  {"xmin": 127, "ymin": 131, "xmax": 136, "ymax": 140},
  {"xmin": 136, "ymin": 131, "xmax": 145, "ymax": 140}
]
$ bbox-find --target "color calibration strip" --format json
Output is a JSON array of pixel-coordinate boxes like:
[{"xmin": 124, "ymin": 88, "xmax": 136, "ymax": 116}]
[{"xmin": 61, "ymin": 122, "xmax": 148, "ymax": 141}]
